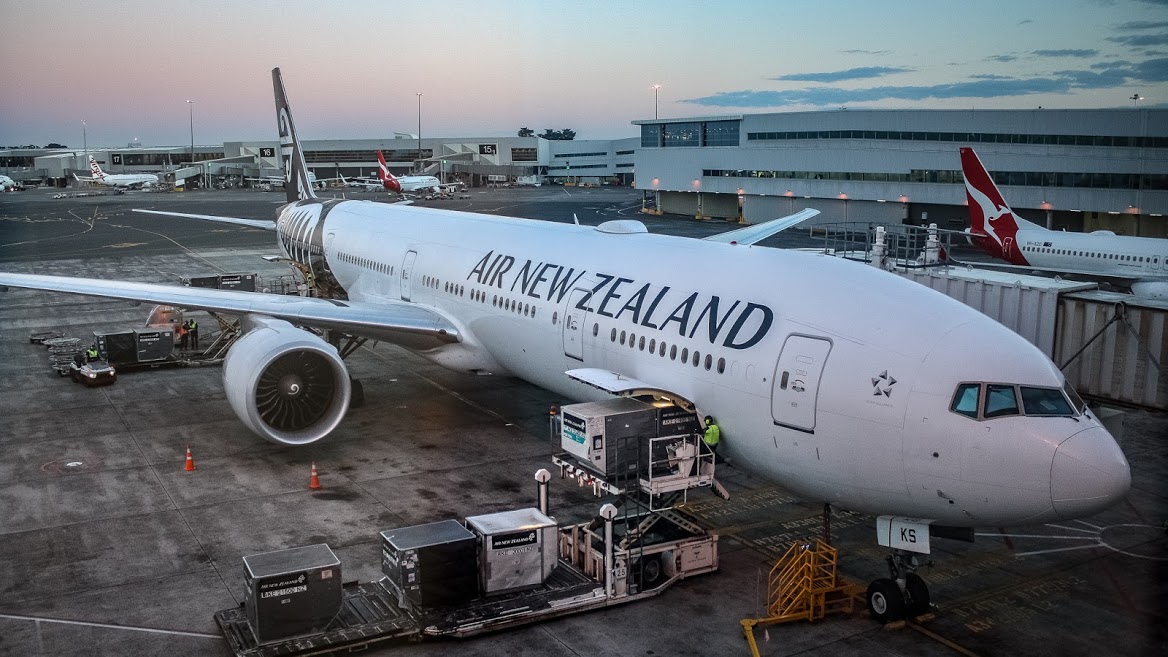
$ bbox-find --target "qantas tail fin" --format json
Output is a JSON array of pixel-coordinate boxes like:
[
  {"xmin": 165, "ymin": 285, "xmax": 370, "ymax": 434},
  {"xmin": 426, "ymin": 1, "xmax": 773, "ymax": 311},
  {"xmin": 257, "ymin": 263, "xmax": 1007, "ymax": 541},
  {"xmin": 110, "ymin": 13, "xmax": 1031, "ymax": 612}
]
[
  {"xmin": 377, "ymin": 151, "xmax": 402, "ymax": 192},
  {"xmin": 959, "ymin": 147, "xmax": 1042, "ymax": 263},
  {"xmin": 88, "ymin": 156, "xmax": 105, "ymax": 180},
  {"xmin": 271, "ymin": 68, "xmax": 316, "ymax": 204}
]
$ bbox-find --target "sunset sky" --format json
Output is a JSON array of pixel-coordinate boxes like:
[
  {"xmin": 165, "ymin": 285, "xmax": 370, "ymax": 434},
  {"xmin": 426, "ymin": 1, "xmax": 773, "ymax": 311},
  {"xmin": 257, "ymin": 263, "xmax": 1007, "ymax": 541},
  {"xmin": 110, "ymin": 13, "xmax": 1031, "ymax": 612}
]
[{"xmin": 1, "ymin": 0, "xmax": 1165, "ymax": 148}]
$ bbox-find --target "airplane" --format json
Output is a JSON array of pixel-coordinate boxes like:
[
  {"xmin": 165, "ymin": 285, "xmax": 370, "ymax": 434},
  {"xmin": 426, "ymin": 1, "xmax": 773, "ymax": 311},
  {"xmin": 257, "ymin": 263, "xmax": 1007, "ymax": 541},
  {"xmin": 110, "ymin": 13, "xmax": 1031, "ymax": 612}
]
[
  {"xmin": 75, "ymin": 156, "xmax": 160, "ymax": 189},
  {"xmin": 0, "ymin": 174, "xmax": 20, "ymax": 191},
  {"xmin": 0, "ymin": 69, "xmax": 1130, "ymax": 623},
  {"xmin": 961, "ymin": 147, "xmax": 1168, "ymax": 300},
  {"xmin": 376, "ymin": 150, "xmax": 445, "ymax": 193}
]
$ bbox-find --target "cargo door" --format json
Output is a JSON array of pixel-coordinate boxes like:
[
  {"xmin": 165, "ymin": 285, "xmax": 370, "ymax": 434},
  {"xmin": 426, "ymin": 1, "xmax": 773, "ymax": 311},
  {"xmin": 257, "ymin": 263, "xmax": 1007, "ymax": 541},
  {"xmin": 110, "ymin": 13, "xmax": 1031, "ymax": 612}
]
[
  {"xmin": 770, "ymin": 335, "xmax": 832, "ymax": 433},
  {"xmin": 400, "ymin": 250, "xmax": 417, "ymax": 301},
  {"xmin": 562, "ymin": 287, "xmax": 590, "ymax": 361}
]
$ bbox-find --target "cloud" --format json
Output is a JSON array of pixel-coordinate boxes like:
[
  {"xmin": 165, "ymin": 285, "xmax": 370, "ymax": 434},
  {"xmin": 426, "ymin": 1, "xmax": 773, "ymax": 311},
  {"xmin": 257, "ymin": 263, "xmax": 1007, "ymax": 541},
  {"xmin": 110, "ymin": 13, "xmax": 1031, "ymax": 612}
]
[
  {"xmin": 986, "ymin": 54, "xmax": 1019, "ymax": 62},
  {"xmin": 684, "ymin": 58, "xmax": 1168, "ymax": 108},
  {"xmin": 772, "ymin": 66, "xmax": 914, "ymax": 82},
  {"xmin": 840, "ymin": 49, "xmax": 892, "ymax": 55},
  {"xmin": 1114, "ymin": 20, "xmax": 1168, "ymax": 30},
  {"xmin": 1033, "ymin": 49, "xmax": 1099, "ymax": 57},
  {"xmin": 1017, "ymin": 19, "xmax": 1034, "ymax": 26},
  {"xmin": 1108, "ymin": 33, "xmax": 1168, "ymax": 46}
]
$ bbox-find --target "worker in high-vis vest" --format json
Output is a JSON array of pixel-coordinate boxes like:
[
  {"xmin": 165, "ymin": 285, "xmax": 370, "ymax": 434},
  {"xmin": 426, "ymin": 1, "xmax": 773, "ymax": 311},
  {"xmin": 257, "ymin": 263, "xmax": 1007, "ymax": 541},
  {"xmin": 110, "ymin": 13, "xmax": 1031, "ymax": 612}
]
[
  {"xmin": 85, "ymin": 346, "xmax": 99, "ymax": 363},
  {"xmin": 702, "ymin": 415, "xmax": 721, "ymax": 463}
]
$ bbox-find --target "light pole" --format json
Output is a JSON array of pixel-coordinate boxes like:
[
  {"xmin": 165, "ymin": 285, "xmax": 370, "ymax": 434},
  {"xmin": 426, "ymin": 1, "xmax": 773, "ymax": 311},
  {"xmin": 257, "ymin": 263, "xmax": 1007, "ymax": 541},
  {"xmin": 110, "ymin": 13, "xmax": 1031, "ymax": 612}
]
[
  {"xmin": 1131, "ymin": 93, "xmax": 1143, "ymax": 108},
  {"xmin": 81, "ymin": 119, "xmax": 87, "ymax": 162},
  {"xmin": 416, "ymin": 92, "xmax": 423, "ymax": 173},
  {"xmin": 186, "ymin": 100, "xmax": 194, "ymax": 165},
  {"xmin": 652, "ymin": 84, "xmax": 661, "ymax": 120}
]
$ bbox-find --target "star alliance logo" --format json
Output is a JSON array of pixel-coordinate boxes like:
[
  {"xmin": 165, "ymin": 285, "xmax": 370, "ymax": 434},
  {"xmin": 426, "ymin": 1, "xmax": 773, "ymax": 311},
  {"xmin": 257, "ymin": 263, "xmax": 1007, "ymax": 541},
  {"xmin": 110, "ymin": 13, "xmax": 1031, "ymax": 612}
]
[{"xmin": 872, "ymin": 370, "xmax": 896, "ymax": 397}]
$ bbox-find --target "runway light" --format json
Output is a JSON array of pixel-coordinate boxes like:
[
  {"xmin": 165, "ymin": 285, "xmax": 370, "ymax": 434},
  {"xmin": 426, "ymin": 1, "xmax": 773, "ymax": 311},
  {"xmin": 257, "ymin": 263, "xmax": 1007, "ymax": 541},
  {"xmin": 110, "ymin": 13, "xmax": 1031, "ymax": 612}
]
[
  {"xmin": 784, "ymin": 190, "xmax": 794, "ymax": 197},
  {"xmin": 877, "ymin": 199, "xmax": 887, "ymax": 202}
]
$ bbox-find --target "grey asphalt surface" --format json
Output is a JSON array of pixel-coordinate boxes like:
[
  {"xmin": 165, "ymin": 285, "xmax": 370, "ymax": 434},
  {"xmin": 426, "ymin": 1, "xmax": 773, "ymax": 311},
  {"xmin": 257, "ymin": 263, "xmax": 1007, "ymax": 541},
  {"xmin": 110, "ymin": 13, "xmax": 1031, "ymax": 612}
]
[{"xmin": 0, "ymin": 186, "xmax": 1164, "ymax": 657}]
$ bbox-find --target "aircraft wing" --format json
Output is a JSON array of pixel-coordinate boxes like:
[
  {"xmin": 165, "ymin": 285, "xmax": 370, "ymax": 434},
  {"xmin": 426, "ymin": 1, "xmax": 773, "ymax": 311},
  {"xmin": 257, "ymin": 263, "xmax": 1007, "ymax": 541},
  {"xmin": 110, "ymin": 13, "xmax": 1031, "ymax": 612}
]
[
  {"xmin": 704, "ymin": 208, "xmax": 819, "ymax": 245},
  {"xmin": 0, "ymin": 273, "xmax": 460, "ymax": 350},
  {"xmin": 948, "ymin": 257, "xmax": 1153, "ymax": 286},
  {"xmin": 133, "ymin": 209, "xmax": 277, "ymax": 231}
]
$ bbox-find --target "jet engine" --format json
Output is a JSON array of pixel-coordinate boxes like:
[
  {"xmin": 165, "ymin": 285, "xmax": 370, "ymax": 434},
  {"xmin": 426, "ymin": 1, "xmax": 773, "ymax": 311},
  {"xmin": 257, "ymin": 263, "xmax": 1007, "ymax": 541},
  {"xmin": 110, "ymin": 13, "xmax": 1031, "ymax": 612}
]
[
  {"xmin": 1131, "ymin": 280, "xmax": 1168, "ymax": 301},
  {"xmin": 223, "ymin": 316, "xmax": 351, "ymax": 445}
]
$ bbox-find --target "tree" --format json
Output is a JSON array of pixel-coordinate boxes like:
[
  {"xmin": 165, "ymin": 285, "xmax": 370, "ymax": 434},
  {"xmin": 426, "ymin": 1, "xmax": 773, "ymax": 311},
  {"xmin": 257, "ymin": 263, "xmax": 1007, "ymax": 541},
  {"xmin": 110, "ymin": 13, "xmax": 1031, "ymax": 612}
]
[
  {"xmin": 517, "ymin": 127, "xmax": 535, "ymax": 137},
  {"xmin": 539, "ymin": 128, "xmax": 576, "ymax": 141},
  {"xmin": 45, "ymin": 142, "xmax": 67, "ymax": 148}
]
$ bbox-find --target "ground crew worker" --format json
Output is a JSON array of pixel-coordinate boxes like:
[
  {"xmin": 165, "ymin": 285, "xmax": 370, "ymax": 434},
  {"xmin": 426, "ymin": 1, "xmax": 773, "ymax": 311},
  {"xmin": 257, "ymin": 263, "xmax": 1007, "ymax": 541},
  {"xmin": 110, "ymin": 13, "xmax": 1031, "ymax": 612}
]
[
  {"xmin": 85, "ymin": 345, "xmax": 99, "ymax": 363},
  {"xmin": 176, "ymin": 322, "xmax": 188, "ymax": 350},
  {"xmin": 702, "ymin": 415, "xmax": 721, "ymax": 463},
  {"xmin": 188, "ymin": 319, "xmax": 199, "ymax": 349}
]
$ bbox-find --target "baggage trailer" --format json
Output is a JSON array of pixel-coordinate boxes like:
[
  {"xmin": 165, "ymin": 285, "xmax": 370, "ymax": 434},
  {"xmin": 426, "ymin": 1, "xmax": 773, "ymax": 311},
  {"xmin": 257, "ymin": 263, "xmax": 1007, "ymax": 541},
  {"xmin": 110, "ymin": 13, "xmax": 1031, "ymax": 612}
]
[{"xmin": 214, "ymin": 455, "xmax": 720, "ymax": 656}]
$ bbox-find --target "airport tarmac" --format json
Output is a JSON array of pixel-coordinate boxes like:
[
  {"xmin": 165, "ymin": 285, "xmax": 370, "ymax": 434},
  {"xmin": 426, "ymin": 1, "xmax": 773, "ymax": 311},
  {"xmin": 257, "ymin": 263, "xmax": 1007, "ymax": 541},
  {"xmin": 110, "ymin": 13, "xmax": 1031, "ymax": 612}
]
[{"xmin": 0, "ymin": 187, "xmax": 1164, "ymax": 657}]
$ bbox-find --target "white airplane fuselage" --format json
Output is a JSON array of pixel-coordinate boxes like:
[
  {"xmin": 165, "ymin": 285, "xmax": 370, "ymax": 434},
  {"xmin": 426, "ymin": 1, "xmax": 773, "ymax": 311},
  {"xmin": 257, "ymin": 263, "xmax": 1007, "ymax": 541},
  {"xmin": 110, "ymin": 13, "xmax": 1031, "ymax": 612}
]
[
  {"xmin": 275, "ymin": 197, "xmax": 1130, "ymax": 528},
  {"xmin": 1013, "ymin": 228, "xmax": 1168, "ymax": 279}
]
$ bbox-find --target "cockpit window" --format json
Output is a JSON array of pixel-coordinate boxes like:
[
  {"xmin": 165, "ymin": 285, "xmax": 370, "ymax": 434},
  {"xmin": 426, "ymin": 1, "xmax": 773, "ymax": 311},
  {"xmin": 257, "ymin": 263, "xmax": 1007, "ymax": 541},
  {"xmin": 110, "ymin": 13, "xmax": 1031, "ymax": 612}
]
[
  {"xmin": 1063, "ymin": 380, "xmax": 1086, "ymax": 415},
  {"xmin": 1020, "ymin": 386, "xmax": 1075, "ymax": 416},
  {"xmin": 950, "ymin": 383, "xmax": 980, "ymax": 419},
  {"xmin": 983, "ymin": 384, "xmax": 1020, "ymax": 418}
]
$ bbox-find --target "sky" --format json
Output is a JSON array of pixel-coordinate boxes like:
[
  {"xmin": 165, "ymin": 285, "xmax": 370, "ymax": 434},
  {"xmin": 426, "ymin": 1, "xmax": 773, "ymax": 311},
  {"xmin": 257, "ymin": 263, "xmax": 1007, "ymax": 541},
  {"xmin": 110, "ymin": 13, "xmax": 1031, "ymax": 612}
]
[{"xmin": 1, "ymin": 0, "xmax": 1166, "ymax": 148}]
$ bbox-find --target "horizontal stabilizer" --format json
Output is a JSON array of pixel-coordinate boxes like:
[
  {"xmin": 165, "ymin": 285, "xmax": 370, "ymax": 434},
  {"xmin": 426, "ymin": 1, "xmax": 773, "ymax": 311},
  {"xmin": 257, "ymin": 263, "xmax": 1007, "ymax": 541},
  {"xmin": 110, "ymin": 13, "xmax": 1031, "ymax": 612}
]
[{"xmin": 704, "ymin": 208, "xmax": 819, "ymax": 245}]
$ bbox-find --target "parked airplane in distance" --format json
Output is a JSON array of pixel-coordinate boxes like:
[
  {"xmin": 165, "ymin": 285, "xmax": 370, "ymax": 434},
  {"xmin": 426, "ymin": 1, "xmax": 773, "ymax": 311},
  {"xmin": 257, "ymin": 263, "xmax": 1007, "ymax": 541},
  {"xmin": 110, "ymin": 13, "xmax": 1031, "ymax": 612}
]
[
  {"xmin": 0, "ymin": 174, "xmax": 20, "ymax": 191},
  {"xmin": 75, "ymin": 156, "xmax": 160, "ymax": 189},
  {"xmin": 961, "ymin": 147, "xmax": 1168, "ymax": 300},
  {"xmin": 376, "ymin": 150, "xmax": 443, "ymax": 193},
  {"xmin": 0, "ymin": 70, "xmax": 1130, "ymax": 623}
]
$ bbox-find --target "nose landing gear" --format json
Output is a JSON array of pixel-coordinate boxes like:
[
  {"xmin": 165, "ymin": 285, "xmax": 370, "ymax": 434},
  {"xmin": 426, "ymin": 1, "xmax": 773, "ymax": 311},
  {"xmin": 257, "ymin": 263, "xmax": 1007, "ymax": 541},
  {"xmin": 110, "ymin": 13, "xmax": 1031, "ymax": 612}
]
[{"xmin": 866, "ymin": 550, "xmax": 933, "ymax": 623}]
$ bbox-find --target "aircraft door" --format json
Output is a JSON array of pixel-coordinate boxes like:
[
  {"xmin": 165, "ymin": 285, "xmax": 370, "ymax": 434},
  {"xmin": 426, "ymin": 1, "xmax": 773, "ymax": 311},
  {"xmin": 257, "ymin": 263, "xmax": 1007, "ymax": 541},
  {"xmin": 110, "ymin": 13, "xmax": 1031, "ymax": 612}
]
[
  {"xmin": 400, "ymin": 250, "xmax": 417, "ymax": 301},
  {"xmin": 562, "ymin": 288, "xmax": 589, "ymax": 361},
  {"xmin": 770, "ymin": 335, "xmax": 832, "ymax": 433}
]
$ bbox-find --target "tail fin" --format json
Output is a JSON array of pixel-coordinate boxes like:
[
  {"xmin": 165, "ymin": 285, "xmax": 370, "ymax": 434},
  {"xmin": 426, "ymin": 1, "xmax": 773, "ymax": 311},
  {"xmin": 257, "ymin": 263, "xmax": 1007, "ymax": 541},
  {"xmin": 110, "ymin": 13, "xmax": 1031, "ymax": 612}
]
[
  {"xmin": 89, "ymin": 156, "xmax": 105, "ymax": 180},
  {"xmin": 959, "ymin": 147, "xmax": 1040, "ymax": 264},
  {"xmin": 377, "ymin": 151, "xmax": 402, "ymax": 192},
  {"xmin": 271, "ymin": 68, "xmax": 316, "ymax": 204}
]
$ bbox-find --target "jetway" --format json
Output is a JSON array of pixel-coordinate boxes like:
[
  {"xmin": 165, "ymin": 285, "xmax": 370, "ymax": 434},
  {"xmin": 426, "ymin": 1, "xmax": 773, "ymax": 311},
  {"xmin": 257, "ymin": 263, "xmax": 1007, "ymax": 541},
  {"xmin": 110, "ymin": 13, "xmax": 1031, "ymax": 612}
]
[{"xmin": 817, "ymin": 223, "xmax": 1167, "ymax": 410}]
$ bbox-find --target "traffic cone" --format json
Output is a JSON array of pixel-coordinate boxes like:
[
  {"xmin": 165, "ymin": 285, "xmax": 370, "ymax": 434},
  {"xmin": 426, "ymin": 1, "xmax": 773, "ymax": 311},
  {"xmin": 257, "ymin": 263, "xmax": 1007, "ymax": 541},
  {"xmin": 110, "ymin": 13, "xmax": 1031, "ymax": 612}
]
[
  {"xmin": 309, "ymin": 462, "xmax": 321, "ymax": 490},
  {"xmin": 184, "ymin": 446, "xmax": 196, "ymax": 472}
]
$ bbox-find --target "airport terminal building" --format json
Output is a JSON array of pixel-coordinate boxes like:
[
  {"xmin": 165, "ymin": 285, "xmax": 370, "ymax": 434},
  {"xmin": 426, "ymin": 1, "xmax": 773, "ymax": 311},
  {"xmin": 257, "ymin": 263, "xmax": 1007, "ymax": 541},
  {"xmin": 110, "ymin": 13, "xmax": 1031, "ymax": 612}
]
[
  {"xmin": 3, "ymin": 107, "xmax": 1164, "ymax": 236},
  {"xmin": 633, "ymin": 108, "xmax": 1168, "ymax": 236}
]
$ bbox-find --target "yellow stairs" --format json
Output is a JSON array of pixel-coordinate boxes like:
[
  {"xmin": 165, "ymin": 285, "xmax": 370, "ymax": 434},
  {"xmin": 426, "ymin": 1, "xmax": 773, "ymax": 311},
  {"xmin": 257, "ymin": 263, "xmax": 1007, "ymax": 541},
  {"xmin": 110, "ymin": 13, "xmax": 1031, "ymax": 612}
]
[{"xmin": 741, "ymin": 540, "xmax": 862, "ymax": 656}]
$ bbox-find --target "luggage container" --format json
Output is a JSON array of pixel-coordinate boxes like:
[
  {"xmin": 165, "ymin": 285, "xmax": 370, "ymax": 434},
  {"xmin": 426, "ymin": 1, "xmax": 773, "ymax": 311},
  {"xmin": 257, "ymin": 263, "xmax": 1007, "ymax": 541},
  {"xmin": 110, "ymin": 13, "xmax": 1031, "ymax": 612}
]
[
  {"xmin": 183, "ymin": 273, "xmax": 257, "ymax": 292},
  {"xmin": 465, "ymin": 508, "xmax": 557, "ymax": 595},
  {"xmin": 133, "ymin": 327, "xmax": 173, "ymax": 362},
  {"xmin": 243, "ymin": 544, "xmax": 342, "ymax": 645},
  {"xmin": 380, "ymin": 520, "xmax": 478, "ymax": 609},
  {"xmin": 560, "ymin": 398, "xmax": 657, "ymax": 477},
  {"xmin": 94, "ymin": 330, "xmax": 136, "ymax": 364}
]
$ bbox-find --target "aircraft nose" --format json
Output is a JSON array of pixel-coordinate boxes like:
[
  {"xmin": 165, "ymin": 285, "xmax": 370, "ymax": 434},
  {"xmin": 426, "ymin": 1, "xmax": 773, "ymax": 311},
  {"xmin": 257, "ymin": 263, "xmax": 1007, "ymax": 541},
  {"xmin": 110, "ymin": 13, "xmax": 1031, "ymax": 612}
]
[{"xmin": 1051, "ymin": 426, "xmax": 1131, "ymax": 520}]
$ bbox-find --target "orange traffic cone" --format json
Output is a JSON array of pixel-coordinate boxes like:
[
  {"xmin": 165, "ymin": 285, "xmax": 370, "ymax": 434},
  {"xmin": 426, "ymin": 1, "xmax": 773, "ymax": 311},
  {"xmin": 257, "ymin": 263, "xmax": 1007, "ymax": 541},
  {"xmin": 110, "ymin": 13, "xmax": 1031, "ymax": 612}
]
[
  {"xmin": 184, "ymin": 446, "xmax": 196, "ymax": 472},
  {"xmin": 309, "ymin": 462, "xmax": 321, "ymax": 490}
]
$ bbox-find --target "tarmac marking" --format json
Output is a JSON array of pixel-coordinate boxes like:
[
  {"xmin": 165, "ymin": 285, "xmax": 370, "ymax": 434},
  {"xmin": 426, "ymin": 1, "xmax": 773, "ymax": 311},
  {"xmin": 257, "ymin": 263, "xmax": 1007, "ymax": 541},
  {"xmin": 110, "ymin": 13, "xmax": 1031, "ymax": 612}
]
[
  {"xmin": 0, "ymin": 613, "xmax": 222, "ymax": 639},
  {"xmin": 906, "ymin": 621, "xmax": 982, "ymax": 657}
]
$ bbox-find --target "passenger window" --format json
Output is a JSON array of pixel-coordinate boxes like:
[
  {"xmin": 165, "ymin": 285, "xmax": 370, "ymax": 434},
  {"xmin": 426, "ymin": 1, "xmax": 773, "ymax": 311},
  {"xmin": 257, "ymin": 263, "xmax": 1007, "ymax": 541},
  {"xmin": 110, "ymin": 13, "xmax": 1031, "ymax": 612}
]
[
  {"xmin": 680, "ymin": 347, "xmax": 688, "ymax": 362},
  {"xmin": 1020, "ymin": 386, "xmax": 1074, "ymax": 416},
  {"xmin": 983, "ymin": 385, "xmax": 1020, "ymax": 418},
  {"xmin": 693, "ymin": 350, "xmax": 700, "ymax": 367},
  {"xmin": 620, "ymin": 331, "xmax": 626, "ymax": 345},
  {"xmin": 950, "ymin": 383, "xmax": 980, "ymax": 419},
  {"xmin": 638, "ymin": 336, "xmax": 645, "ymax": 351},
  {"xmin": 704, "ymin": 354, "xmax": 712, "ymax": 370},
  {"xmin": 610, "ymin": 328, "xmax": 617, "ymax": 342},
  {"xmin": 717, "ymin": 357, "xmax": 725, "ymax": 374},
  {"xmin": 593, "ymin": 323, "xmax": 599, "ymax": 337}
]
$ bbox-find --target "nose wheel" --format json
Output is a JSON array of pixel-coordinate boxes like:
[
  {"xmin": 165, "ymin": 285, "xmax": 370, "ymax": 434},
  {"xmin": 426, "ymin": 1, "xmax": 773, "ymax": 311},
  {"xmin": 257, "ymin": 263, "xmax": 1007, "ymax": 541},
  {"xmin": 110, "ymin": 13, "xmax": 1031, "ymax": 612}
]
[{"xmin": 866, "ymin": 551, "xmax": 932, "ymax": 623}]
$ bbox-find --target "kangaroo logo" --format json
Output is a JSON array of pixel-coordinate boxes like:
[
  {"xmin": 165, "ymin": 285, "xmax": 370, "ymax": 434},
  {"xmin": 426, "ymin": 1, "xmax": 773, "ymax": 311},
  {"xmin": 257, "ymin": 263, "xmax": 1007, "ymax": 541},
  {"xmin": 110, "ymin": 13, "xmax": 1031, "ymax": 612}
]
[{"xmin": 965, "ymin": 178, "xmax": 1014, "ymax": 250}]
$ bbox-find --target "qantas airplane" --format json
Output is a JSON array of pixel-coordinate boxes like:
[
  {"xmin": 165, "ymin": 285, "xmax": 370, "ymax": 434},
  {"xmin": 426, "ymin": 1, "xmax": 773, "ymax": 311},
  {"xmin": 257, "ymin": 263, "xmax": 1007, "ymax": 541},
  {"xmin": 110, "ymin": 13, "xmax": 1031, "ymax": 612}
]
[
  {"xmin": 0, "ymin": 69, "xmax": 1130, "ymax": 622},
  {"xmin": 376, "ymin": 150, "xmax": 443, "ymax": 193},
  {"xmin": 961, "ymin": 147, "xmax": 1168, "ymax": 300},
  {"xmin": 75, "ymin": 156, "xmax": 160, "ymax": 189}
]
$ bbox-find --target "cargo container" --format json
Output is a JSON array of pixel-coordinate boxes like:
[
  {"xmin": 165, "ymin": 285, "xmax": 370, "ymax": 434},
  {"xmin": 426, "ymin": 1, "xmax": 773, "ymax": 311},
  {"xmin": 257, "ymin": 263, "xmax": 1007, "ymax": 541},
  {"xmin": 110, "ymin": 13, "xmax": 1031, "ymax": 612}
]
[
  {"xmin": 182, "ymin": 273, "xmax": 257, "ymax": 292},
  {"xmin": 465, "ymin": 508, "xmax": 558, "ymax": 595},
  {"xmin": 380, "ymin": 520, "xmax": 477, "ymax": 609},
  {"xmin": 560, "ymin": 398, "xmax": 657, "ymax": 477},
  {"xmin": 94, "ymin": 328, "xmax": 173, "ymax": 364},
  {"xmin": 244, "ymin": 544, "xmax": 342, "ymax": 645}
]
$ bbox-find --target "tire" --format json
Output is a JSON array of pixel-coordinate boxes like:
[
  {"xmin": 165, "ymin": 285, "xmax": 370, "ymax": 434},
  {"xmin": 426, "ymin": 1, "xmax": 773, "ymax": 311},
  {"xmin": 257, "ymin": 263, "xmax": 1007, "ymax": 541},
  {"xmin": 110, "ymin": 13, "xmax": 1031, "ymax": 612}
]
[
  {"xmin": 637, "ymin": 555, "xmax": 664, "ymax": 590},
  {"xmin": 70, "ymin": 369, "xmax": 80, "ymax": 382},
  {"xmin": 905, "ymin": 573, "xmax": 931, "ymax": 616},
  {"xmin": 867, "ymin": 578, "xmax": 906, "ymax": 624}
]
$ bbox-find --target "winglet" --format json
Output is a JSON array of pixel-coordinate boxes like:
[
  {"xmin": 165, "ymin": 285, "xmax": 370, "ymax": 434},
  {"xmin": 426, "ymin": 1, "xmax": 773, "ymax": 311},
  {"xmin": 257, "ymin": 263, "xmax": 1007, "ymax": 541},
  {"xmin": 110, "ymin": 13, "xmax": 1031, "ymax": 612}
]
[{"xmin": 272, "ymin": 68, "xmax": 316, "ymax": 204}]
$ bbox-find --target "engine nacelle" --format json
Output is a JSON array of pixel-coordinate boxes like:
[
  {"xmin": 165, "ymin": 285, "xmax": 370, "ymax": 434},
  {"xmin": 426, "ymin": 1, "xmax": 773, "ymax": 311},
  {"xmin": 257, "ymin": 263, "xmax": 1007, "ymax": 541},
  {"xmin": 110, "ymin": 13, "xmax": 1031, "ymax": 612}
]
[
  {"xmin": 1131, "ymin": 280, "xmax": 1168, "ymax": 301},
  {"xmin": 223, "ymin": 316, "xmax": 351, "ymax": 445}
]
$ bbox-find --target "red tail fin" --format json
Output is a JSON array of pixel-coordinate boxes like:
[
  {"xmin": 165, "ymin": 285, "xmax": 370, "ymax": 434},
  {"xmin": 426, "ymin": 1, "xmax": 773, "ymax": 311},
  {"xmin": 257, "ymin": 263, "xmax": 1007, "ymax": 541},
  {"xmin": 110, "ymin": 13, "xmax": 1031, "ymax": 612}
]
[
  {"xmin": 377, "ymin": 151, "xmax": 401, "ymax": 192},
  {"xmin": 959, "ymin": 147, "xmax": 1029, "ymax": 265}
]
